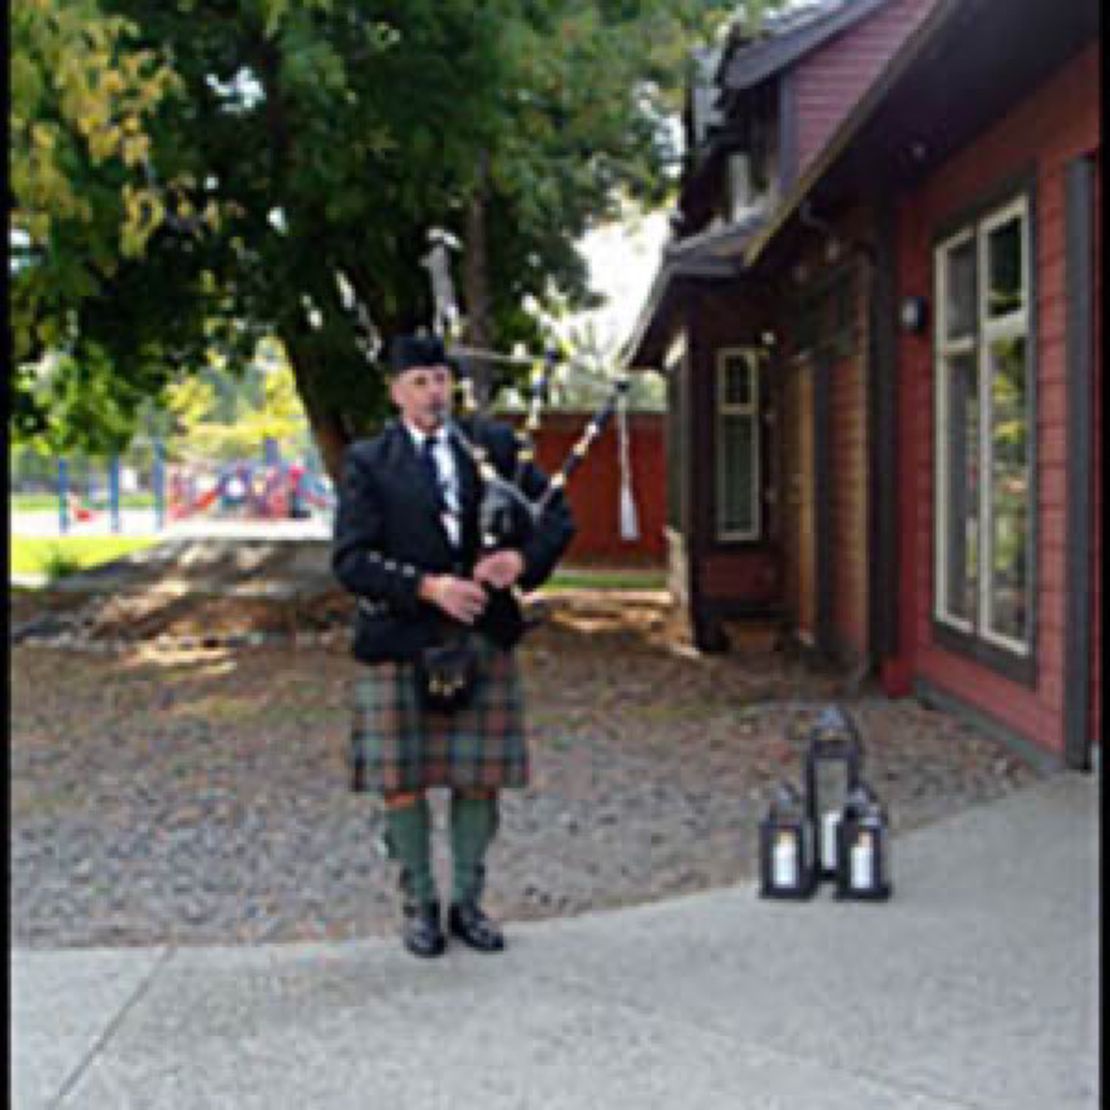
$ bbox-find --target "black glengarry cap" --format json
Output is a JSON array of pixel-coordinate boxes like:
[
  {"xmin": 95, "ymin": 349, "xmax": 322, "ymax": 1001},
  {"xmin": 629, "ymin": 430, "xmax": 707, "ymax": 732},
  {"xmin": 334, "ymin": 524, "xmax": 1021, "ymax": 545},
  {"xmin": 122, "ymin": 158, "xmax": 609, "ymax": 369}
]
[{"xmin": 388, "ymin": 334, "xmax": 447, "ymax": 376}]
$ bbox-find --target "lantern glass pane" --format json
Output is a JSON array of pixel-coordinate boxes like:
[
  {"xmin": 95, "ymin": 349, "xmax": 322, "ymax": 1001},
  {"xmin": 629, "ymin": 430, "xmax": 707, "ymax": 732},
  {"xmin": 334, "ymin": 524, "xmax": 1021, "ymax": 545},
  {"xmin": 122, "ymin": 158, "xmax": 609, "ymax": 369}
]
[
  {"xmin": 772, "ymin": 829, "xmax": 800, "ymax": 889},
  {"xmin": 849, "ymin": 828, "xmax": 874, "ymax": 890},
  {"xmin": 814, "ymin": 755, "xmax": 853, "ymax": 869},
  {"xmin": 814, "ymin": 757, "xmax": 852, "ymax": 817}
]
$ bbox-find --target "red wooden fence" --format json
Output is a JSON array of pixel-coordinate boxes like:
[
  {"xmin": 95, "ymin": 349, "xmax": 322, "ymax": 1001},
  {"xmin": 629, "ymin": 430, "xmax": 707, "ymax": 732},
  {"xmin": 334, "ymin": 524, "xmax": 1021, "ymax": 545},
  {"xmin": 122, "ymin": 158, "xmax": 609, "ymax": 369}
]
[{"xmin": 505, "ymin": 410, "xmax": 666, "ymax": 567}]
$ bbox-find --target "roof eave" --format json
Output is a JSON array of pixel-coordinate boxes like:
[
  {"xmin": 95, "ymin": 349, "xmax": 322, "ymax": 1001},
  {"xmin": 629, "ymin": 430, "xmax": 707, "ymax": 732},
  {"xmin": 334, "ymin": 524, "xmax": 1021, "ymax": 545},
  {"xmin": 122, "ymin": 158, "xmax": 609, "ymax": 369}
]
[
  {"xmin": 720, "ymin": 0, "xmax": 892, "ymax": 92},
  {"xmin": 742, "ymin": 0, "xmax": 956, "ymax": 270},
  {"xmin": 621, "ymin": 221, "xmax": 762, "ymax": 370},
  {"xmin": 743, "ymin": 0, "xmax": 1098, "ymax": 273}
]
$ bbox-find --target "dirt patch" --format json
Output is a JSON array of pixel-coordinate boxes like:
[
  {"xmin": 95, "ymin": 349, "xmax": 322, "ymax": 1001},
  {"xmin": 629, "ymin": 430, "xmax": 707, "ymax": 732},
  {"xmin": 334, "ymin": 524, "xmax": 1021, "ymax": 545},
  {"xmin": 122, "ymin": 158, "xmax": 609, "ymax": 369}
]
[{"xmin": 10, "ymin": 587, "xmax": 1048, "ymax": 948}]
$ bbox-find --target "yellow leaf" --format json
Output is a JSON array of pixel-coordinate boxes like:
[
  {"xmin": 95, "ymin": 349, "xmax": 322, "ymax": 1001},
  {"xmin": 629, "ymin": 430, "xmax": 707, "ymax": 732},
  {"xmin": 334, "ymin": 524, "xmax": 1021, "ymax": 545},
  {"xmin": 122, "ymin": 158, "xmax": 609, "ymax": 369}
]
[
  {"xmin": 31, "ymin": 123, "xmax": 56, "ymax": 150},
  {"xmin": 121, "ymin": 134, "xmax": 150, "ymax": 167}
]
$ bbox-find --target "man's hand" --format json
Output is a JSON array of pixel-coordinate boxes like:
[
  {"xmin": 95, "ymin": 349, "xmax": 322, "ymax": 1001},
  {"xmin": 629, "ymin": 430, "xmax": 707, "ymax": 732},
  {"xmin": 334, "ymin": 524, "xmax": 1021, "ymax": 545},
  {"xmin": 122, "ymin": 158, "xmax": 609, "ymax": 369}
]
[
  {"xmin": 419, "ymin": 575, "xmax": 488, "ymax": 624},
  {"xmin": 473, "ymin": 550, "xmax": 525, "ymax": 591}
]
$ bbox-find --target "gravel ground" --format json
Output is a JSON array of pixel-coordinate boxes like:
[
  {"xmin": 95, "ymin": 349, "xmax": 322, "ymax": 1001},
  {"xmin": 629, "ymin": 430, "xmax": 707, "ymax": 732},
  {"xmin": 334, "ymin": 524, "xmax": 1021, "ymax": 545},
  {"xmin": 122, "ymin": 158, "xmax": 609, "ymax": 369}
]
[{"xmin": 10, "ymin": 588, "xmax": 1048, "ymax": 949}]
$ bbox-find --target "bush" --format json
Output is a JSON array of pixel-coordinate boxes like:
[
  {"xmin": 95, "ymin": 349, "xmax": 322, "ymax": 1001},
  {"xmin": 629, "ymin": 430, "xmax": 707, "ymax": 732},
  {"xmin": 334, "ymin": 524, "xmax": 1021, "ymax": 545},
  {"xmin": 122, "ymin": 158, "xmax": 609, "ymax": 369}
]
[{"xmin": 41, "ymin": 544, "xmax": 83, "ymax": 582}]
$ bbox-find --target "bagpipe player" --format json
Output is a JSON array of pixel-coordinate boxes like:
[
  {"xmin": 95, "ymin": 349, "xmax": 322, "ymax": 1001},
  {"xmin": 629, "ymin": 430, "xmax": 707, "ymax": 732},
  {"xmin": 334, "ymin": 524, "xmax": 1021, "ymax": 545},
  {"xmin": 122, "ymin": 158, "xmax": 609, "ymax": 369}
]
[{"xmin": 332, "ymin": 333, "xmax": 575, "ymax": 958}]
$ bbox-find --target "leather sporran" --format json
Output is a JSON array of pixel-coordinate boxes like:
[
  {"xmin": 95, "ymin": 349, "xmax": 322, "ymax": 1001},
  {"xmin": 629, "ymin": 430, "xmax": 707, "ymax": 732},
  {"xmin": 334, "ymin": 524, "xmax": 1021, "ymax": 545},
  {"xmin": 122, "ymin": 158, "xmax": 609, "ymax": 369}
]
[{"xmin": 415, "ymin": 631, "xmax": 481, "ymax": 712}]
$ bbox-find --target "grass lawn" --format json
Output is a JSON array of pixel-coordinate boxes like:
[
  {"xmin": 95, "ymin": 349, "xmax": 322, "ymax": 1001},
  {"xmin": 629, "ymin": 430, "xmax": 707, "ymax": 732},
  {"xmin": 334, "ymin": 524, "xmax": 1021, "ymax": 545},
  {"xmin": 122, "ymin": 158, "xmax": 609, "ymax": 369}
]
[
  {"xmin": 11, "ymin": 492, "xmax": 156, "ymax": 511},
  {"xmin": 546, "ymin": 568, "xmax": 666, "ymax": 591},
  {"xmin": 10, "ymin": 535, "xmax": 159, "ymax": 580}
]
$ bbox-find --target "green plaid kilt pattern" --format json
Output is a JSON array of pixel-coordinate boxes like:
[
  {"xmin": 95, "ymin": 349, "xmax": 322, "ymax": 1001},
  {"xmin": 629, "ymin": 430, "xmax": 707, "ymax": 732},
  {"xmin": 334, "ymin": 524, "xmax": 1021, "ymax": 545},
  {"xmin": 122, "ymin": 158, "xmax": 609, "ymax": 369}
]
[{"xmin": 349, "ymin": 636, "xmax": 528, "ymax": 793}]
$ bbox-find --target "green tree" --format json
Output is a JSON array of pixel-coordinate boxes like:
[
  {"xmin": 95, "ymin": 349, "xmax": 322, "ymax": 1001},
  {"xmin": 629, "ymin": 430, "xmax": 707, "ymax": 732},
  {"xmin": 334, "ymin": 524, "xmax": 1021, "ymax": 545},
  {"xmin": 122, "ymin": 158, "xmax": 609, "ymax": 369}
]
[
  {"xmin": 160, "ymin": 340, "xmax": 306, "ymax": 462},
  {"xmin": 10, "ymin": 0, "xmax": 183, "ymax": 450},
  {"xmin": 13, "ymin": 0, "xmax": 758, "ymax": 480}
]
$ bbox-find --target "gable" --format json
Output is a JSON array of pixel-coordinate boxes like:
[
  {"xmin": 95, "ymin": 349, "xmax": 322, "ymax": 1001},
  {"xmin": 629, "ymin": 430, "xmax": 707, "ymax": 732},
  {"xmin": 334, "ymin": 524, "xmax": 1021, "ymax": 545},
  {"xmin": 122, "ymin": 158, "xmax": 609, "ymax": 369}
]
[{"xmin": 792, "ymin": 0, "xmax": 937, "ymax": 176}]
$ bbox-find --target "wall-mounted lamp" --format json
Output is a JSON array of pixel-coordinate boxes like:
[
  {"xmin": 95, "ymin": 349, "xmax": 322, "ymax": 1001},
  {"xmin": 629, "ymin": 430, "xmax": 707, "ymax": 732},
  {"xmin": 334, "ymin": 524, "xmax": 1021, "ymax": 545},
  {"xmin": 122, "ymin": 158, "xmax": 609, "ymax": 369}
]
[{"xmin": 899, "ymin": 295, "xmax": 928, "ymax": 334}]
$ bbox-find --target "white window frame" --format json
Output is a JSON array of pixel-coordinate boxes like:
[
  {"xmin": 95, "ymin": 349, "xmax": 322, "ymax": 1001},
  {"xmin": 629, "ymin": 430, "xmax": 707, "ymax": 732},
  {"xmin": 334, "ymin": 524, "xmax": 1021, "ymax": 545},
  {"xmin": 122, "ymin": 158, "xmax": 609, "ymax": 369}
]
[
  {"xmin": 933, "ymin": 194, "xmax": 1032, "ymax": 657},
  {"xmin": 715, "ymin": 347, "xmax": 762, "ymax": 541},
  {"xmin": 934, "ymin": 226, "xmax": 976, "ymax": 634}
]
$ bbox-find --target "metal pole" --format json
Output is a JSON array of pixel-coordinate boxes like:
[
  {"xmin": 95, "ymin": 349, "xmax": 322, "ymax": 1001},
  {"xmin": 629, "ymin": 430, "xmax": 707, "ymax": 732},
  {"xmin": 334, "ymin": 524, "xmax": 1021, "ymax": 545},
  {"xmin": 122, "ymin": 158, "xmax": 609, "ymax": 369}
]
[
  {"xmin": 153, "ymin": 438, "xmax": 165, "ymax": 530},
  {"xmin": 109, "ymin": 455, "xmax": 121, "ymax": 533},
  {"xmin": 58, "ymin": 457, "xmax": 70, "ymax": 534}
]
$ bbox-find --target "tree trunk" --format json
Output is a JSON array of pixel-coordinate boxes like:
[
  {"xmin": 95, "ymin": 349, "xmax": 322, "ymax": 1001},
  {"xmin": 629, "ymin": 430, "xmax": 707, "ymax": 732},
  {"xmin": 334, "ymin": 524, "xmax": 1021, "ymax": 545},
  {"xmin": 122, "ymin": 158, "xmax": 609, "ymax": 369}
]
[
  {"xmin": 462, "ymin": 150, "xmax": 493, "ymax": 408},
  {"xmin": 280, "ymin": 329, "xmax": 352, "ymax": 487},
  {"xmin": 304, "ymin": 404, "xmax": 350, "ymax": 489}
]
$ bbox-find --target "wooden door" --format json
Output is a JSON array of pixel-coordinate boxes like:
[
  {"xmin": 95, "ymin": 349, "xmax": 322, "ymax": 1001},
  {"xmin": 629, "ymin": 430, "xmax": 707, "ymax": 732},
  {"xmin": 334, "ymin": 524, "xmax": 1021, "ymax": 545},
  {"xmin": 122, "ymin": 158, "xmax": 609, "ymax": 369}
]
[{"xmin": 783, "ymin": 361, "xmax": 817, "ymax": 644}]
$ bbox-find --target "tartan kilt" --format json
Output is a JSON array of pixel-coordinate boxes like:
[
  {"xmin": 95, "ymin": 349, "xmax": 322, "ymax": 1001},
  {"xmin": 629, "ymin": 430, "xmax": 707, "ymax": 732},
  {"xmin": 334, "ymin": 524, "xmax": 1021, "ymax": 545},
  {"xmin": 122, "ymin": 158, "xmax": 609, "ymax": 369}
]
[{"xmin": 349, "ymin": 635, "xmax": 529, "ymax": 793}]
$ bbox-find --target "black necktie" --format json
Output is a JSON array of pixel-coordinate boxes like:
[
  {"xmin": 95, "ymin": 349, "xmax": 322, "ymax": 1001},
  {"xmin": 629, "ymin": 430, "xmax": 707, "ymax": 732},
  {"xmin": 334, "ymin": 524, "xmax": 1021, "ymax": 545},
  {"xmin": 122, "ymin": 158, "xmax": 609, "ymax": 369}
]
[{"xmin": 420, "ymin": 434, "xmax": 446, "ymax": 510}]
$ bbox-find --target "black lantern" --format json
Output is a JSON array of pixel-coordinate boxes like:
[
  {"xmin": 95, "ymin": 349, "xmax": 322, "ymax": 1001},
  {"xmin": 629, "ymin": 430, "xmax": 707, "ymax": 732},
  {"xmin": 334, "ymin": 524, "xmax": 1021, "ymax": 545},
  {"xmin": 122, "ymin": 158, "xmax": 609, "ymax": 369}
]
[
  {"xmin": 804, "ymin": 705, "xmax": 863, "ymax": 881},
  {"xmin": 759, "ymin": 782, "xmax": 816, "ymax": 900},
  {"xmin": 835, "ymin": 781, "xmax": 893, "ymax": 901}
]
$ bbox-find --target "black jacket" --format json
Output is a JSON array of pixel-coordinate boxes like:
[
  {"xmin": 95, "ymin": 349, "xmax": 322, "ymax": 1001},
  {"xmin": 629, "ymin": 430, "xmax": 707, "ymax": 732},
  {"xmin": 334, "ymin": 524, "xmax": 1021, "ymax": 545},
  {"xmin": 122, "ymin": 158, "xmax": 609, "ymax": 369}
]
[{"xmin": 332, "ymin": 415, "xmax": 575, "ymax": 664}]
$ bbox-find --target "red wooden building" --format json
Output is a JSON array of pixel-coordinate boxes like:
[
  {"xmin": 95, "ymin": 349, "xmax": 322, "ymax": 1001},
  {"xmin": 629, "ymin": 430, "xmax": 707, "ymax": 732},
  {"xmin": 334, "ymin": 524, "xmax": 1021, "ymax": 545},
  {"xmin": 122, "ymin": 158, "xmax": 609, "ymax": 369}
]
[{"xmin": 624, "ymin": 0, "xmax": 1100, "ymax": 769}]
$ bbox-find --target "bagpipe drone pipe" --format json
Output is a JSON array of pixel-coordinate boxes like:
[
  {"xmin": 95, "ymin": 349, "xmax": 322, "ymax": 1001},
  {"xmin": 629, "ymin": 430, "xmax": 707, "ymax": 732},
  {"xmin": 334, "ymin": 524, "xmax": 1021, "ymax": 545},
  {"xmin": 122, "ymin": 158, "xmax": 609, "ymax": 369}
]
[
  {"xmin": 443, "ymin": 343, "xmax": 633, "ymax": 560},
  {"xmin": 419, "ymin": 226, "xmax": 638, "ymax": 577}
]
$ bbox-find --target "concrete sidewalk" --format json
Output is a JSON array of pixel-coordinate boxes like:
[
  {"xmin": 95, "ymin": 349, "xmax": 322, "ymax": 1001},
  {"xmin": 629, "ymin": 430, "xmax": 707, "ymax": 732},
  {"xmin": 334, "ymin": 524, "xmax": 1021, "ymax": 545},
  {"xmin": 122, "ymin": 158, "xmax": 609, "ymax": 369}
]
[{"xmin": 12, "ymin": 773, "xmax": 1099, "ymax": 1109}]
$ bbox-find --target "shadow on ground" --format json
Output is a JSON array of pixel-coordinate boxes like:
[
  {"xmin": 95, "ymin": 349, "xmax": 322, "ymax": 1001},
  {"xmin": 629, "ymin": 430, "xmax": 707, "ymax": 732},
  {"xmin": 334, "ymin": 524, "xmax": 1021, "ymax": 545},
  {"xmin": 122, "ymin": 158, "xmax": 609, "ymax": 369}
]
[{"xmin": 10, "ymin": 576, "xmax": 1047, "ymax": 949}]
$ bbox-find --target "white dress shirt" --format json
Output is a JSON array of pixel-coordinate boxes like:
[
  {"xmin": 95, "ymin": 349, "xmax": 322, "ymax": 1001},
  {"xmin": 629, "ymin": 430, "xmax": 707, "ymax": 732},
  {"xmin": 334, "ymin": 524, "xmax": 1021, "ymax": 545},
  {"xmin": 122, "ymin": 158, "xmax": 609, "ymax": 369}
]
[{"xmin": 404, "ymin": 420, "xmax": 461, "ymax": 547}]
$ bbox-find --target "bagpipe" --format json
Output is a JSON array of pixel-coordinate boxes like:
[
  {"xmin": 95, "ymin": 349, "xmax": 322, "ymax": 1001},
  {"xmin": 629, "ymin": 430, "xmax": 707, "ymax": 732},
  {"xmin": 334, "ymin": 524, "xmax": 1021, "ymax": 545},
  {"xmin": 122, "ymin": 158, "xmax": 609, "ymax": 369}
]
[
  {"xmin": 446, "ymin": 347, "xmax": 632, "ymax": 555},
  {"xmin": 421, "ymin": 228, "xmax": 638, "ymax": 558}
]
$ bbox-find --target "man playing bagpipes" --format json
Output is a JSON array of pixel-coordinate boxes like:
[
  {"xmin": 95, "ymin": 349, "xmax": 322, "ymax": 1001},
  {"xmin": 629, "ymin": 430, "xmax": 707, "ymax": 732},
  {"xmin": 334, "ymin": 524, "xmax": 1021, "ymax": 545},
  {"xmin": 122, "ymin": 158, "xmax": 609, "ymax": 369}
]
[{"xmin": 332, "ymin": 333, "xmax": 575, "ymax": 958}]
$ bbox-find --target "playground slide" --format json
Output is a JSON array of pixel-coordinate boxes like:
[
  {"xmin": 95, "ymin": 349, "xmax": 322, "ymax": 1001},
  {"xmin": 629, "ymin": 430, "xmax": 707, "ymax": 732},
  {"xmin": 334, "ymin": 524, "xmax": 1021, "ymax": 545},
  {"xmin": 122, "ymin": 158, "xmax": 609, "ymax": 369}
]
[{"xmin": 169, "ymin": 485, "xmax": 220, "ymax": 521}]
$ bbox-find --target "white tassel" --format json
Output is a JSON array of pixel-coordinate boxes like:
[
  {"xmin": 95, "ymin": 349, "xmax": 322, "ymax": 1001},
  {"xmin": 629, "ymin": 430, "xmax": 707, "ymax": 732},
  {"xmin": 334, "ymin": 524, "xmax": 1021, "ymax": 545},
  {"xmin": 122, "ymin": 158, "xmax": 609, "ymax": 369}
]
[{"xmin": 617, "ymin": 389, "xmax": 640, "ymax": 542}]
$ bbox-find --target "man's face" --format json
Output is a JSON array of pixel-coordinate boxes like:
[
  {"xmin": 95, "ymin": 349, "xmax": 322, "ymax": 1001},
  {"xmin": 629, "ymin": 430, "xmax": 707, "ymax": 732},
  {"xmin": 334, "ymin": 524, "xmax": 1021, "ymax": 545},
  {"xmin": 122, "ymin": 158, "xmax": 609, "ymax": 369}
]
[{"xmin": 390, "ymin": 363, "xmax": 453, "ymax": 433}]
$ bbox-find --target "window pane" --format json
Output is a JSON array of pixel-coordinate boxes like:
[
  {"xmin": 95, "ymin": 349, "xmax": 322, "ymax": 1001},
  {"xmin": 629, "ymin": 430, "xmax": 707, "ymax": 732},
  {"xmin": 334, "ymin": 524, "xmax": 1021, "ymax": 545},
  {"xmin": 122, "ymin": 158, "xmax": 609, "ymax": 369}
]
[
  {"xmin": 986, "ymin": 215, "xmax": 1024, "ymax": 318},
  {"xmin": 720, "ymin": 413, "xmax": 755, "ymax": 534},
  {"xmin": 942, "ymin": 351, "xmax": 979, "ymax": 622},
  {"xmin": 728, "ymin": 154, "xmax": 752, "ymax": 220},
  {"xmin": 986, "ymin": 335, "xmax": 1030, "ymax": 643},
  {"xmin": 945, "ymin": 239, "xmax": 976, "ymax": 339},
  {"xmin": 721, "ymin": 353, "xmax": 752, "ymax": 406}
]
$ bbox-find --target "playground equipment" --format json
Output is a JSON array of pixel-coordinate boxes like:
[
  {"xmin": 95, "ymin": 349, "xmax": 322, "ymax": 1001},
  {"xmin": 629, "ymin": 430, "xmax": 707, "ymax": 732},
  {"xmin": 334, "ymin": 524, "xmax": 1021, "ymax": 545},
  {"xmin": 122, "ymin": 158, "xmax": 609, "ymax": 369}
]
[
  {"xmin": 167, "ymin": 458, "xmax": 333, "ymax": 522},
  {"xmin": 56, "ymin": 455, "xmax": 118, "ymax": 533},
  {"xmin": 42, "ymin": 440, "xmax": 332, "ymax": 533}
]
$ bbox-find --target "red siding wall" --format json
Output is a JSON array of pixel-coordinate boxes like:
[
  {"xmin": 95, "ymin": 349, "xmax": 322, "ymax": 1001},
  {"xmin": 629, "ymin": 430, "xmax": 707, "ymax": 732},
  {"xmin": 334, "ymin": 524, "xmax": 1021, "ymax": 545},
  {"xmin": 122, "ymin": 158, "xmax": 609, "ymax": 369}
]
[
  {"xmin": 794, "ymin": 0, "xmax": 936, "ymax": 176},
  {"xmin": 828, "ymin": 350, "xmax": 869, "ymax": 660},
  {"xmin": 891, "ymin": 44, "xmax": 1100, "ymax": 759},
  {"xmin": 511, "ymin": 411, "xmax": 666, "ymax": 567}
]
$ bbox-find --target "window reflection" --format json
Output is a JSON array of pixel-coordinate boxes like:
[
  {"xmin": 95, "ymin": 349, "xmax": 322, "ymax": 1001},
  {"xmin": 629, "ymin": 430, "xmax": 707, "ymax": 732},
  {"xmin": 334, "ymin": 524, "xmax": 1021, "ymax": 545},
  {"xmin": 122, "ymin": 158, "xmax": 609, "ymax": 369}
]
[
  {"xmin": 947, "ymin": 239, "xmax": 976, "ymax": 339},
  {"xmin": 987, "ymin": 335, "xmax": 1029, "ymax": 642},
  {"xmin": 987, "ymin": 217, "xmax": 1023, "ymax": 318},
  {"xmin": 945, "ymin": 351, "xmax": 979, "ymax": 622}
]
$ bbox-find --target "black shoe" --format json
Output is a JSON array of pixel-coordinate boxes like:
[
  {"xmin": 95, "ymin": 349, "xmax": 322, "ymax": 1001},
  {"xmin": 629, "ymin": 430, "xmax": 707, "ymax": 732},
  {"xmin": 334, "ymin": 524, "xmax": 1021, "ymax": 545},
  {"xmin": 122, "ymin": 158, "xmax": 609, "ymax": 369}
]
[
  {"xmin": 448, "ymin": 900, "xmax": 505, "ymax": 952},
  {"xmin": 402, "ymin": 901, "xmax": 446, "ymax": 958}
]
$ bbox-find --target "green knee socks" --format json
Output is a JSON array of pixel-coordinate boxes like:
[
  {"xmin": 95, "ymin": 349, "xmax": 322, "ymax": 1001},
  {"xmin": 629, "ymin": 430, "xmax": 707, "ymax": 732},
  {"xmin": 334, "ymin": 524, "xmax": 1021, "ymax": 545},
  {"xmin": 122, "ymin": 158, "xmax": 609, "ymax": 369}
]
[
  {"xmin": 385, "ymin": 797, "xmax": 437, "ymax": 907},
  {"xmin": 385, "ymin": 794, "xmax": 499, "ymax": 907},
  {"xmin": 450, "ymin": 794, "xmax": 499, "ymax": 905}
]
